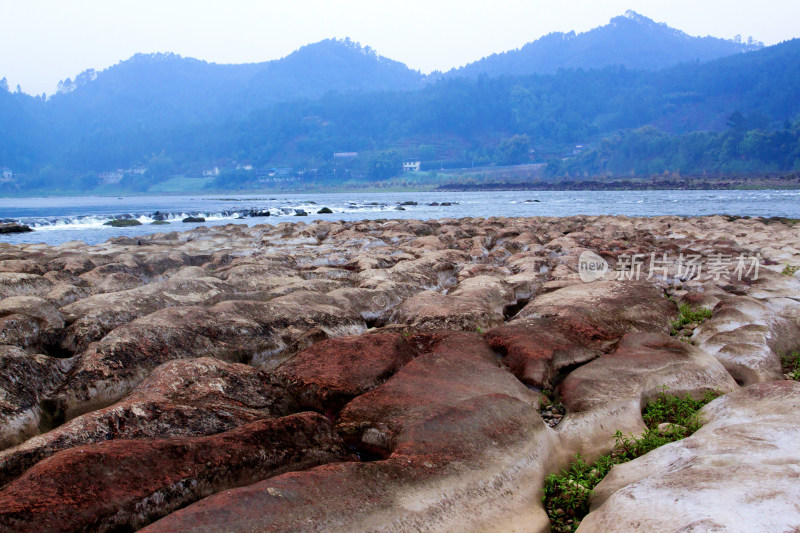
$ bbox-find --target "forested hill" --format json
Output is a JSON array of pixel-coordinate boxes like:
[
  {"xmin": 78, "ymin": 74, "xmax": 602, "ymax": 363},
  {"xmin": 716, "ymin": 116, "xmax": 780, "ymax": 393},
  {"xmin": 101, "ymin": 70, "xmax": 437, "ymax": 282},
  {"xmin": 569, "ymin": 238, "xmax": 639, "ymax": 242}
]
[
  {"xmin": 45, "ymin": 39, "xmax": 424, "ymax": 131},
  {"xmin": 1, "ymin": 14, "xmax": 799, "ymax": 194},
  {"xmin": 449, "ymin": 11, "xmax": 762, "ymax": 78}
]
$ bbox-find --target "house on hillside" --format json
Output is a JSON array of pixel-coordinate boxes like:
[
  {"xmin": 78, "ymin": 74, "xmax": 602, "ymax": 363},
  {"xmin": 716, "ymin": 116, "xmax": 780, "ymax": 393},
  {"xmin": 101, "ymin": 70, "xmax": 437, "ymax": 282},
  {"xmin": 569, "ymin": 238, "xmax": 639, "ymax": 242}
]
[
  {"xmin": 0, "ymin": 167, "xmax": 12, "ymax": 182},
  {"xmin": 403, "ymin": 160, "xmax": 421, "ymax": 172},
  {"xmin": 333, "ymin": 152, "xmax": 358, "ymax": 159}
]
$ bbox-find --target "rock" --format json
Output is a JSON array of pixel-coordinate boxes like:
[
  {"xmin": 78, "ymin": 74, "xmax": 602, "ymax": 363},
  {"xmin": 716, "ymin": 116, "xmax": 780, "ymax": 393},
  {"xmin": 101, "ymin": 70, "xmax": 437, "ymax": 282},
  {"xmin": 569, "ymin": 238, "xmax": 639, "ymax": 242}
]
[
  {"xmin": 557, "ymin": 332, "xmax": 738, "ymax": 459},
  {"xmin": 49, "ymin": 294, "xmax": 364, "ymax": 419},
  {"xmin": 0, "ymin": 346, "xmax": 72, "ymax": 450},
  {"xmin": 328, "ymin": 287, "xmax": 403, "ymax": 322},
  {"xmin": 182, "ymin": 216, "xmax": 205, "ymax": 223},
  {"xmin": 0, "ymin": 296, "xmax": 65, "ymax": 352},
  {"xmin": 103, "ymin": 219, "xmax": 142, "ymax": 227},
  {"xmin": 0, "ymin": 260, "xmax": 47, "ymax": 275},
  {"xmin": 582, "ymin": 381, "xmax": 800, "ymax": 532},
  {"xmin": 486, "ymin": 281, "xmax": 676, "ymax": 388},
  {"xmin": 275, "ymin": 332, "xmax": 415, "ymax": 415},
  {"xmin": 294, "ymin": 210, "xmax": 308, "ymax": 216},
  {"xmin": 693, "ymin": 296, "xmax": 796, "ymax": 384},
  {"xmin": 656, "ymin": 422, "xmax": 685, "ymax": 433},
  {"xmin": 142, "ymin": 332, "xmax": 557, "ymax": 533},
  {"xmin": 390, "ymin": 289, "xmax": 507, "ymax": 332},
  {"xmin": 0, "ymin": 357, "xmax": 294, "ymax": 487},
  {"xmin": 0, "ymin": 214, "xmax": 797, "ymax": 531},
  {"xmin": 317, "ymin": 207, "xmax": 333, "ymax": 214},
  {"xmin": 150, "ymin": 220, "xmax": 170, "ymax": 225},
  {"xmin": 0, "ymin": 412, "xmax": 347, "ymax": 533},
  {"xmin": 0, "ymin": 223, "xmax": 33, "ymax": 234},
  {"xmin": 60, "ymin": 276, "xmax": 232, "ymax": 353},
  {"xmin": 248, "ymin": 210, "xmax": 271, "ymax": 217},
  {"xmin": 335, "ymin": 330, "xmax": 543, "ymax": 457},
  {"xmin": 515, "ymin": 281, "xmax": 676, "ymax": 350},
  {"xmin": 0, "ymin": 273, "xmax": 53, "ymax": 299}
]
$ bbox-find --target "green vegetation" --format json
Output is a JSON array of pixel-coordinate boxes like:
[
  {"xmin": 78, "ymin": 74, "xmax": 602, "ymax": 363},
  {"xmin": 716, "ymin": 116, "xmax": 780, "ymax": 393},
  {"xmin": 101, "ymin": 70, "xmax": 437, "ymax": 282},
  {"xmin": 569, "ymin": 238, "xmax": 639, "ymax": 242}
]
[
  {"xmin": 2, "ymin": 33, "xmax": 800, "ymax": 196},
  {"xmin": 782, "ymin": 352, "xmax": 800, "ymax": 381},
  {"xmin": 670, "ymin": 304, "xmax": 713, "ymax": 337},
  {"xmin": 543, "ymin": 391, "xmax": 718, "ymax": 532},
  {"xmin": 548, "ymin": 121, "xmax": 800, "ymax": 178},
  {"xmin": 782, "ymin": 264, "xmax": 800, "ymax": 276},
  {"xmin": 103, "ymin": 219, "xmax": 142, "ymax": 227},
  {"xmin": 150, "ymin": 220, "xmax": 170, "ymax": 225}
]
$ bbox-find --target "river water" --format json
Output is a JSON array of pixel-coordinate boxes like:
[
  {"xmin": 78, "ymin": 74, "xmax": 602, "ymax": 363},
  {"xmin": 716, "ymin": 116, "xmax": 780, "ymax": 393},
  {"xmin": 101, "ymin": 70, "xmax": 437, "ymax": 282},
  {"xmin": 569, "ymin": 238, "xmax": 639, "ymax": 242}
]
[{"xmin": 1, "ymin": 189, "xmax": 798, "ymax": 246}]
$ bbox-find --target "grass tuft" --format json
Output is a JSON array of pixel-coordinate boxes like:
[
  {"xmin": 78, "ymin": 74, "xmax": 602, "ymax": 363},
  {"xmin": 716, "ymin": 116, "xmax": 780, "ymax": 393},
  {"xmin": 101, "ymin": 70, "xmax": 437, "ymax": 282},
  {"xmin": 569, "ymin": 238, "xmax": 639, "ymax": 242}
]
[
  {"xmin": 782, "ymin": 351, "xmax": 800, "ymax": 381},
  {"xmin": 670, "ymin": 303, "xmax": 713, "ymax": 338},
  {"xmin": 782, "ymin": 264, "xmax": 800, "ymax": 276},
  {"xmin": 542, "ymin": 391, "xmax": 718, "ymax": 532}
]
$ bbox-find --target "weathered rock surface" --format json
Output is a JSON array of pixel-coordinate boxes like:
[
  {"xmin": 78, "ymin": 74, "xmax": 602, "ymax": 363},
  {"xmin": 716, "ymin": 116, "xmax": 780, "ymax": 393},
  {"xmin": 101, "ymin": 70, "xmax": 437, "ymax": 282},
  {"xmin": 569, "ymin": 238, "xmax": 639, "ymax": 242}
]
[
  {"xmin": 0, "ymin": 357, "xmax": 294, "ymax": 487},
  {"xmin": 60, "ymin": 276, "xmax": 232, "ymax": 353},
  {"xmin": 557, "ymin": 332, "xmax": 738, "ymax": 459},
  {"xmin": 0, "ymin": 346, "xmax": 72, "ymax": 450},
  {"xmin": 0, "ymin": 215, "xmax": 797, "ymax": 531},
  {"xmin": 275, "ymin": 332, "xmax": 416, "ymax": 415},
  {"xmin": 488, "ymin": 281, "xmax": 676, "ymax": 388},
  {"xmin": 0, "ymin": 412, "xmax": 347, "ymax": 533},
  {"xmin": 581, "ymin": 381, "xmax": 800, "ymax": 532},
  {"xmin": 694, "ymin": 295, "xmax": 799, "ymax": 384},
  {"xmin": 142, "ymin": 332, "xmax": 558, "ymax": 533},
  {"xmin": 49, "ymin": 295, "xmax": 364, "ymax": 420},
  {"xmin": 336, "ymin": 331, "xmax": 544, "ymax": 455},
  {"xmin": 0, "ymin": 296, "xmax": 65, "ymax": 352}
]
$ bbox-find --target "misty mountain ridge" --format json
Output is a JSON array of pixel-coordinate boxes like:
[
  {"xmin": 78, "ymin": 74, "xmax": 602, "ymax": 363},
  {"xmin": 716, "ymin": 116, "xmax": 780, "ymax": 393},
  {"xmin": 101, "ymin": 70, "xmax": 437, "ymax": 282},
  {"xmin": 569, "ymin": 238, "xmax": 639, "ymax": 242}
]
[
  {"xmin": 46, "ymin": 10, "xmax": 763, "ymax": 107},
  {"xmin": 449, "ymin": 10, "xmax": 763, "ymax": 78},
  {"xmin": 47, "ymin": 38, "xmax": 424, "ymax": 129},
  {"xmin": 2, "ymin": 12, "xmax": 798, "ymax": 194}
]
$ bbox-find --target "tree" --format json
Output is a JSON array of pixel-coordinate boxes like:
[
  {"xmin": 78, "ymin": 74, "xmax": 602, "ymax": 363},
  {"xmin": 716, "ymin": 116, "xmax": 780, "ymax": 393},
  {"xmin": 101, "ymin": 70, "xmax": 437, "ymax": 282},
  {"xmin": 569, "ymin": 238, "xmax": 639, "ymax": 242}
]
[
  {"xmin": 494, "ymin": 135, "xmax": 531, "ymax": 165},
  {"xmin": 368, "ymin": 151, "xmax": 402, "ymax": 180}
]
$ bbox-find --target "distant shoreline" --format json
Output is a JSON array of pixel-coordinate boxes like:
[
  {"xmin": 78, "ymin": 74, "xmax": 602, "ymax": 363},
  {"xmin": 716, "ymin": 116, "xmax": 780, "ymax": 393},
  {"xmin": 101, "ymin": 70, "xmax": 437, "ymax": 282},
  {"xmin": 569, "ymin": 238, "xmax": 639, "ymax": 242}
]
[{"xmin": 436, "ymin": 175, "xmax": 800, "ymax": 192}]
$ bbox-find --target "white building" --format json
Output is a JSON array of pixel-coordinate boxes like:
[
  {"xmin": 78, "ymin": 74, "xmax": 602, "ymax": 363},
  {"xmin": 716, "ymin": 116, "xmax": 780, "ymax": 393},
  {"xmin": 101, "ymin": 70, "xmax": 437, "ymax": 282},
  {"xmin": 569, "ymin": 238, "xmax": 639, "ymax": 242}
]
[
  {"xmin": 333, "ymin": 152, "xmax": 358, "ymax": 159},
  {"xmin": 0, "ymin": 167, "xmax": 12, "ymax": 181},
  {"xmin": 403, "ymin": 160, "xmax": 421, "ymax": 172}
]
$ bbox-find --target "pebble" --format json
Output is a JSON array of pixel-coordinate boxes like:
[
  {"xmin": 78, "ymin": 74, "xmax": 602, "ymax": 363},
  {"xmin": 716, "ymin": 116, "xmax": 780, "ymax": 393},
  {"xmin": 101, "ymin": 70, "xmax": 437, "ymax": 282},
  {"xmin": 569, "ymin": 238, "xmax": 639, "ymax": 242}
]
[{"xmin": 541, "ymin": 403, "xmax": 566, "ymax": 427}]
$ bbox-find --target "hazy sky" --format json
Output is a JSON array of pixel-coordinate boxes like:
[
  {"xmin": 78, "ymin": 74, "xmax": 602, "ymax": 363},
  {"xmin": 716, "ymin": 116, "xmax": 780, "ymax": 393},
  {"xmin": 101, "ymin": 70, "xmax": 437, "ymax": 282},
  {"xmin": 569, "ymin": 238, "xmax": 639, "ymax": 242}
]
[{"xmin": 2, "ymin": 0, "xmax": 799, "ymax": 95}]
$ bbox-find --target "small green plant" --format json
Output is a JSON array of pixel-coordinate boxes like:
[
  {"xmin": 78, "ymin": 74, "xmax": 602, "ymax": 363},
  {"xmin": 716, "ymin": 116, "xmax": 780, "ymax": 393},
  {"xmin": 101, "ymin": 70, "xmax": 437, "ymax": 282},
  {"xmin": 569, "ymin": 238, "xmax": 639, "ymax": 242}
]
[
  {"xmin": 475, "ymin": 326, "xmax": 484, "ymax": 334},
  {"xmin": 781, "ymin": 351, "xmax": 800, "ymax": 381},
  {"xmin": 670, "ymin": 304, "xmax": 713, "ymax": 337},
  {"xmin": 642, "ymin": 391, "xmax": 718, "ymax": 433},
  {"xmin": 782, "ymin": 264, "xmax": 800, "ymax": 276},
  {"xmin": 542, "ymin": 391, "xmax": 718, "ymax": 532}
]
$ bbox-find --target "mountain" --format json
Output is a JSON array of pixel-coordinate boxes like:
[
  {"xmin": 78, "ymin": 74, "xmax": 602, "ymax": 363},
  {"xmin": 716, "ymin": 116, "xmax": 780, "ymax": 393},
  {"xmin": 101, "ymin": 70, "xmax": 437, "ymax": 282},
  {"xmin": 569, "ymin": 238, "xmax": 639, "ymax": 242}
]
[
  {"xmin": 46, "ymin": 39, "xmax": 424, "ymax": 132},
  {"xmin": 450, "ymin": 11, "xmax": 762, "ymax": 78},
  {"xmin": 2, "ymin": 14, "xmax": 799, "ymax": 194}
]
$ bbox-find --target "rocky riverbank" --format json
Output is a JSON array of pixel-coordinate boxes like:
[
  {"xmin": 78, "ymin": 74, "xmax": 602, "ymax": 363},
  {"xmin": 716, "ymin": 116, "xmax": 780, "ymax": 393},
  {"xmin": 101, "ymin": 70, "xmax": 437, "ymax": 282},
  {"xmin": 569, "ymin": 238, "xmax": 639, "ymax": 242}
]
[{"xmin": 0, "ymin": 215, "xmax": 798, "ymax": 532}]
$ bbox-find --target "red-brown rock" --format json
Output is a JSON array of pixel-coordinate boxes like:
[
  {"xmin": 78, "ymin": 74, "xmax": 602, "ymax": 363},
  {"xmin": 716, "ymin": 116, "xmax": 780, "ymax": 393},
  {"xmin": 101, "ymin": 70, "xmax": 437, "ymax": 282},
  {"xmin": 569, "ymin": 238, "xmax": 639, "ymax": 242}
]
[
  {"xmin": 275, "ymin": 332, "xmax": 415, "ymax": 415},
  {"xmin": 0, "ymin": 357, "xmax": 294, "ymax": 487},
  {"xmin": 0, "ymin": 412, "xmax": 347, "ymax": 533}
]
